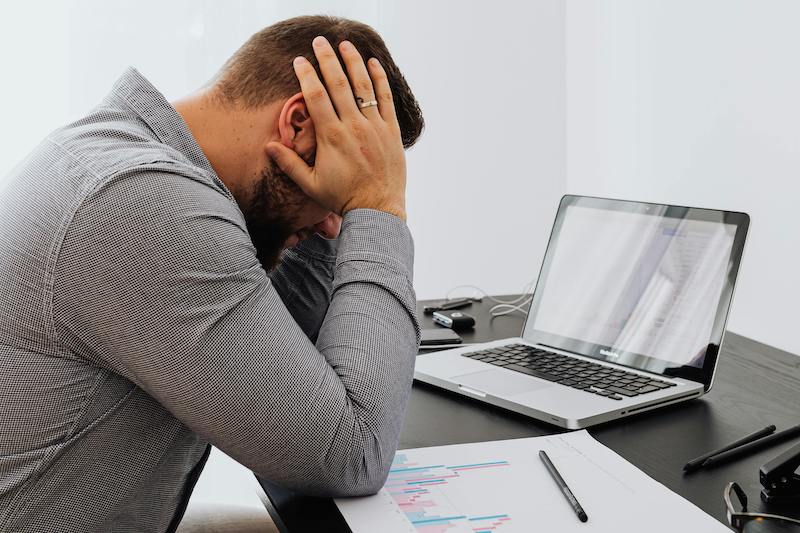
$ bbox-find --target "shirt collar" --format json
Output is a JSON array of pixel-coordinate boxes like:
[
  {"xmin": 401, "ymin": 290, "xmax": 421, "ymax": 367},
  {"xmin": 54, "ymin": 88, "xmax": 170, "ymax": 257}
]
[{"xmin": 108, "ymin": 67, "xmax": 217, "ymax": 177}]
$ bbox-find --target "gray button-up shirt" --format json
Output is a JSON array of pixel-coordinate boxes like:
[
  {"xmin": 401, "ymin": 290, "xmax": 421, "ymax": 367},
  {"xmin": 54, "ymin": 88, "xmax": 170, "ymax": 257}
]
[{"xmin": 0, "ymin": 68, "xmax": 419, "ymax": 533}]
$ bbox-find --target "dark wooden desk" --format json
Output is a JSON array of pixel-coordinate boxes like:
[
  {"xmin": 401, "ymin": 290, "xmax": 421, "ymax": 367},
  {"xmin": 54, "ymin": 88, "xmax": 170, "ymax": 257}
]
[{"xmin": 257, "ymin": 296, "xmax": 800, "ymax": 532}]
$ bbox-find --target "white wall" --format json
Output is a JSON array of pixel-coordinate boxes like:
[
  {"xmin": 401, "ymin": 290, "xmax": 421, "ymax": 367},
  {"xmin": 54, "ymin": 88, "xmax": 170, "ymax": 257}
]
[
  {"xmin": 378, "ymin": 1, "xmax": 566, "ymax": 300},
  {"xmin": 566, "ymin": 0, "xmax": 800, "ymax": 355}
]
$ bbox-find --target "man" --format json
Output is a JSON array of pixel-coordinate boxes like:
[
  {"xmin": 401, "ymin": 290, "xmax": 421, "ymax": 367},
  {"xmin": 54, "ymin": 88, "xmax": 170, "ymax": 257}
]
[{"xmin": 0, "ymin": 15, "xmax": 423, "ymax": 533}]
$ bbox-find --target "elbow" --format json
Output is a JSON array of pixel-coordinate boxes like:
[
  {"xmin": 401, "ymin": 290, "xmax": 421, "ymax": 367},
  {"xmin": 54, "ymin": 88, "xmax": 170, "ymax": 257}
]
[
  {"xmin": 254, "ymin": 436, "xmax": 392, "ymax": 498},
  {"xmin": 313, "ymin": 433, "xmax": 395, "ymax": 498},
  {"xmin": 312, "ymin": 450, "xmax": 391, "ymax": 498},
  {"xmin": 253, "ymin": 458, "xmax": 387, "ymax": 499},
  {"xmin": 335, "ymin": 461, "xmax": 389, "ymax": 497}
]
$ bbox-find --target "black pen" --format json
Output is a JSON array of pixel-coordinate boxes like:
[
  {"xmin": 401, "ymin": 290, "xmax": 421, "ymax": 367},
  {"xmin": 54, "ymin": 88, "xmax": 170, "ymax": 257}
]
[
  {"xmin": 423, "ymin": 298, "xmax": 474, "ymax": 315},
  {"xmin": 683, "ymin": 425, "xmax": 776, "ymax": 473},
  {"xmin": 701, "ymin": 423, "xmax": 800, "ymax": 469},
  {"xmin": 539, "ymin": 450, "xmax": 588, "ymax": 523}
]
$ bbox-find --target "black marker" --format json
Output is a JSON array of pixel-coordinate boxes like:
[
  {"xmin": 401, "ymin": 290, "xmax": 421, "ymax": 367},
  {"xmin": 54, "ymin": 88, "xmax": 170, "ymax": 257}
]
[
  {"xmin": 539, "ymin": 450, "xmax": 588, "ymax": 523},
  {"xmin": 701, "ymin": 423, "xmax": 800, "ymax": 469},
  {"xmin": 683, "ymin": 425, "xmax": 776, "ymax": 473}
]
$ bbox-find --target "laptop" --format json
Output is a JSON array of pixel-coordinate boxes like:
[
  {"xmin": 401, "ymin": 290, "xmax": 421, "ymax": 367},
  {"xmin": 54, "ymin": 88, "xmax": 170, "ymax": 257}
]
[{"xmin": 415, "ymin": 195, "xmax": 749, "ymax": 429}]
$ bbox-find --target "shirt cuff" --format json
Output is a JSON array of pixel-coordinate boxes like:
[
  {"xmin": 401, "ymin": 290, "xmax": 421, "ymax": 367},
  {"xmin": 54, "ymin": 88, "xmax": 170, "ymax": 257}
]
[{"xmin": 337, "ymin": 208, "xmax": 414, "ymax": 277}]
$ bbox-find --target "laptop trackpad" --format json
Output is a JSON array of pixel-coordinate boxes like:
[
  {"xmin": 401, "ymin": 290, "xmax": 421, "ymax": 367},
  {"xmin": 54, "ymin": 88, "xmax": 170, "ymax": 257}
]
[{"xmin": 454, "ymin": 369, "xmax": 554, "ymax": 396}]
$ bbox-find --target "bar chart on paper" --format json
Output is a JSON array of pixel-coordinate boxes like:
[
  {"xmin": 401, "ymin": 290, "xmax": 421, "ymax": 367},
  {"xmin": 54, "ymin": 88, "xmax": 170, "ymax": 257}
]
[
  {"xmin": 335, "ymin": 431, "xmax": 730, "ymax": 533},
  {"xmin": 387, "ymin": 454, "xmax": 513, "ymax": 532}
]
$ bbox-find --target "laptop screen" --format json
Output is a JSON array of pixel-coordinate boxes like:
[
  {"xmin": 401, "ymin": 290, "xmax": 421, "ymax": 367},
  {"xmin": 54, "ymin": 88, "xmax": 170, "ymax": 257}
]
[{"xmin": 523, "ymin": 196, "xmax": 749, "ymax": 388}]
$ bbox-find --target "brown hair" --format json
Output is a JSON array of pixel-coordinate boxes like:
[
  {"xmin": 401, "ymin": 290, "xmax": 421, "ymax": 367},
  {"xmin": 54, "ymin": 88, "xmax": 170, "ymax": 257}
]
[{"xmin": 214, "ymin": 15, "xmax": 424, "ymax": 148}]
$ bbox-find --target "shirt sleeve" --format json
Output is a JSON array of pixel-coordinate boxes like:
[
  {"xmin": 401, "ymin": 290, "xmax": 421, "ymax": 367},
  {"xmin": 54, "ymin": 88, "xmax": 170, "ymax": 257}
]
[
  {"xmin": 52, "ymin": 169, "xmax": 420, "ymax": 497},
  {"xmin": 268, "ymin": 235, "xmax": 337, "ymax": 342}
]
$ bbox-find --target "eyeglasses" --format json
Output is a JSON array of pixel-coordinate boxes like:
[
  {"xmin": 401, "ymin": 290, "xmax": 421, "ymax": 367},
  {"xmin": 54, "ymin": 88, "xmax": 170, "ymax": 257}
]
[{"xmin": 725, "ymin": 482, "xmax": 800, "ymax": 532}]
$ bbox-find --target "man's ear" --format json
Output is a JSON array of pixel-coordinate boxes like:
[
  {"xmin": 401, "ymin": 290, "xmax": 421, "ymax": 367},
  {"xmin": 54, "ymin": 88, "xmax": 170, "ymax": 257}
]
[{"xmin": 277, "ymin": 92, "xmax": 315, "ymax": 162}]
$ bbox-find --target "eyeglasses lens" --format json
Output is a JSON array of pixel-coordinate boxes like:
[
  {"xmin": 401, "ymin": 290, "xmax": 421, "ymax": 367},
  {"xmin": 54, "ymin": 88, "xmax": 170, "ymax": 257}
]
[{"xmin": 742, "ymin": 517, "xmax": 800, "ymax": 532}]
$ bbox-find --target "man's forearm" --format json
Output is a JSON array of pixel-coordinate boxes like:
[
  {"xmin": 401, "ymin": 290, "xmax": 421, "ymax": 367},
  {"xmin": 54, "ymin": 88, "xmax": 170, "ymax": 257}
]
[{"xmin": 308, "ymin": 208, "xmax": 420, "ymax": 494}]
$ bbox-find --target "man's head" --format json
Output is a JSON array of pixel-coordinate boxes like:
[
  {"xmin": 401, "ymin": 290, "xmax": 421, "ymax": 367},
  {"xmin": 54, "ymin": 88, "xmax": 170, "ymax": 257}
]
[{"xmin": 174, "ymin": 16, "xmax": 423, "ymax": 269}]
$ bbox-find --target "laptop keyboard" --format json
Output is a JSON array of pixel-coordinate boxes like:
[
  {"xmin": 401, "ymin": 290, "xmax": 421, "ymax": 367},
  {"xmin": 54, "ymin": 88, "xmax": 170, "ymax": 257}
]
[{"xmin": 461, "ymin": 344, "xmax": 677, "ymax": 401}]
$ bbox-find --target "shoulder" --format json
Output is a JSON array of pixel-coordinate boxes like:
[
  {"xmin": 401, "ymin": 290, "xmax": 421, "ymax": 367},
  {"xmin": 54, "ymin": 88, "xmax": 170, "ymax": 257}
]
[
  {"xmin": 91, "ymin": 165, "xmax": 239, "ymax": 220},
  {"xmin": 78, "ymin": 166, "xmax": 248, "ymax": 247},
  {"xmin": 48, "ymin": 103, "xmax": 227, "ymax": 199}
]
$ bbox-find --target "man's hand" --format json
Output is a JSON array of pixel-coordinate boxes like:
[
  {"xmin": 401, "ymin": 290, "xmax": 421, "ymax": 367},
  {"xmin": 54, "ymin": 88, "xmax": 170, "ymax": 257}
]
[{"xmin": 266, "ymin": 36, "xmax": 407, "ymax": 221}]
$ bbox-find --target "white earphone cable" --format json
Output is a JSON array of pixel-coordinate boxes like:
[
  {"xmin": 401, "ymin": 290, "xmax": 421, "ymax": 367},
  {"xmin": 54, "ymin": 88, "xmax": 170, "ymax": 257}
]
[{"xmin": 443, "ymin": 281, "xmax": 535, "ymax": 317}]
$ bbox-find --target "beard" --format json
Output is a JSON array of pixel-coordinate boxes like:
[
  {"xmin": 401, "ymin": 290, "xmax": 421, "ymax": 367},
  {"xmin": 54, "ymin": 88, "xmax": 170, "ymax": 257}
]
[{"xmin": 239, "ymin": 164, "xmax": 307, "ymax": 271}]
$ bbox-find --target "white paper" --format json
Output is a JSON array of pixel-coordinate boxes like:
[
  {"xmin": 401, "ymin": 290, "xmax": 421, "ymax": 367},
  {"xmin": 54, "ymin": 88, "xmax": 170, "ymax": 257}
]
[{"xmin": 335, "ymin": 430, "xmax": 727, "ymax": 533}]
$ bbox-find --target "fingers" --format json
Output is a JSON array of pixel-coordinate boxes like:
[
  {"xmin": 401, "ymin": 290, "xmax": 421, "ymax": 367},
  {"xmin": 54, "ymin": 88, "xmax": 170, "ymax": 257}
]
[
  {"xmin": 367, "ymin": 58, "xmax": 399, "ymax": 126},
  {"xmin": 265, "ymin": 142, "xmax": 316, "ymax": 194},
  {"xmin": 296, "ymin": 37, "xmax": 391, "ymax": 124},
  {"xmin": 292, "ymin": 56, "xmax": 338, "ymax": 128},
  {"xmin": 312, "ymin": 36, "xmax": 360, "ymax": 117},
  {"xmin": 338, "ymin": 41, "xmax": 379, "ymax": 120}
]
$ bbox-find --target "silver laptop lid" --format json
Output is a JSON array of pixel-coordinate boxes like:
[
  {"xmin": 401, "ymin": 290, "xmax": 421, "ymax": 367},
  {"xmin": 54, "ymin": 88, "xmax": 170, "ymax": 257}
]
[{"xmin": 522, "ymin": 195, "xmax": 749, "ymax": 391}]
